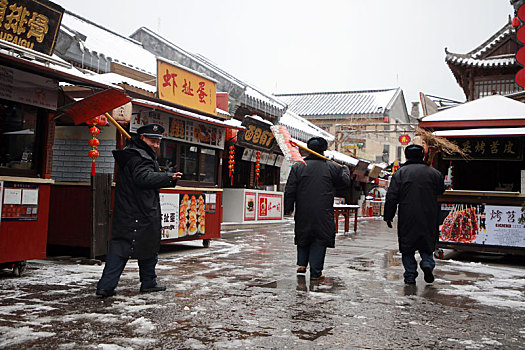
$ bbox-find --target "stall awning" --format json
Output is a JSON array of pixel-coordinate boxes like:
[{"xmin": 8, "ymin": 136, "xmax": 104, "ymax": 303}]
[
  {"xmin": 58, "ymin": 88, "xmax": 131, "ymax": 125},
  {"xmin": 0, "ymin": 51, "xmax": 119, "ymax": 90},
  {"xmin": 132, "ymin": 99, "xmax": 244, "ymax": 130},
  {"xmin": 419, "ymin": 95, "xmax": 525, "ymax": 128}
]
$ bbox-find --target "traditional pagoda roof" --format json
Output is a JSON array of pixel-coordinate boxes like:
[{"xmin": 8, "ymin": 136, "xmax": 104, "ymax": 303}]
[
  {"xmin": 445, "ymin": 19, "xmax": 519, "ymax": 69},
  {"xmin": 275, "ymin": 88, "xmax": 402, "ymax": 119}
]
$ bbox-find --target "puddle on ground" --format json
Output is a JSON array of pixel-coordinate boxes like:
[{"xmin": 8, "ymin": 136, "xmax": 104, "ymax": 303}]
[{"xmin": 246, "ymin": 276, "xmax": 346, "ymax": 294}]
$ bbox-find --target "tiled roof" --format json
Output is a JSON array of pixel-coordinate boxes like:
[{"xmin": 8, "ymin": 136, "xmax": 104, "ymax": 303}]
[
  {"xmin": 445, "ymin": 20, "xmax": 519, "ymax": 68},
  {"xmin": 275, "ymin": 88, "xmax": 401, "ymax": 118}
]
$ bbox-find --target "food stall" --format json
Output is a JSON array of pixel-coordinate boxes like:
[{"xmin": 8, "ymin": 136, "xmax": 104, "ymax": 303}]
[
  {"xmin": 129, "ymin": 58, "xmax": 243, "ymax": 246},
  {"xmin": 222, "ymin": 115, "xmax": 285, "ymax": 224},
  {"xmin": 419, "ymin": 95, "xmax": 525, "ymax": 256}
]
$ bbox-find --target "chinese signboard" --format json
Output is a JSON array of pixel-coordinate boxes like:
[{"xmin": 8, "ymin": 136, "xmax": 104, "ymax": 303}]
[
  {"xmin": 398, "ymin": 134, "xmax": 411, "ymax": 145},
  {"xmin": 237, "ymin": 116, "xmax": 276, "ymax": 151},
  {"xmin": 439, "ymin": 203, "xmax": 525, "ymax": 248},
  {"xmin": 157, "ymin": 59, "xmax": 217, "ymax": 116},
  {"xmin": 0, "ymin": 0, "xmax": 64, "ymax": 55},
  {"xmin": 444, "ymin": 137, "xmax": 523, "ymax": 161},
  {"xmin": 130, "ymin": 109, "xmax": 225, "ymax": 150},
  {"xmin": 1, "ymin": 181, "xmax": 39, "ymax": 221},
  {"xmin": 0, "ymin": 64, "xmax": 58, "ymax": 109},
  {"xmin": 160, "ymin": 192, "xmax": 206, "ymax": 240}
]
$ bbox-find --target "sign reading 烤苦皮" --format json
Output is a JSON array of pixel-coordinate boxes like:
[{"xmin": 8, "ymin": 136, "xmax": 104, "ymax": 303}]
[
  {"xmin": 0, "ymin": 0, "xmax": 64, "ymax": 55},
  {"xmin": 157, "ymin": 59, "xmax": 217, "ymax": 116},
  {"xmin": 444, "ymin": 137, "xmax": 523, "ymax": 161}
]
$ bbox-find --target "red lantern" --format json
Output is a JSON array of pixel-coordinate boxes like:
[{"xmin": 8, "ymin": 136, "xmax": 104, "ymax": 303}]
[
  {"xmin": 255, "ymin": 151, "xmax": 261, "ymax": 187},
  {"xmin": 87, "ymin": 116, "xmax": 102, "ymax": 176},
  {"xmin": 398, "ymin": 134, "xmax": 411, "ymax": 145},
  {"xmin": 228, "ymin": 145, "xmax": 235, "ymax": 186},
  {"xmin": 513, "ymin": 16, "xmax": 521, "ymax": 29}
]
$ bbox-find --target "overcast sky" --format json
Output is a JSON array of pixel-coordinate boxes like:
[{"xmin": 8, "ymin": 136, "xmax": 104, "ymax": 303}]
[{"xmin": 53, "ymin": 0, "xmax": 514, "ymax": 108}]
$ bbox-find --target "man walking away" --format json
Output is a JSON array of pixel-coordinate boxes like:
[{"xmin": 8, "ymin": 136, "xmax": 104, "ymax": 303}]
[
  {"xmin": 96, "ymin": 123, "xmax": 183, "ymax": 298},
  {"xmin": 284, "ymin": 137, "xmax": 351, "ymax": 280},
  {"xmin": 384, "ymin": 144, "xmax": 445, "ymax": 284}
]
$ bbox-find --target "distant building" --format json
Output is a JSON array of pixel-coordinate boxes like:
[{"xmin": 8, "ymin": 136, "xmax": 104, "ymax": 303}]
[
  {"xmin": 445, "ymin": 18, "xmax": 523, "ymax": 101},
  {"xmin": 275, "ymin": 88, "xmax": 411, "ymax": 163}
]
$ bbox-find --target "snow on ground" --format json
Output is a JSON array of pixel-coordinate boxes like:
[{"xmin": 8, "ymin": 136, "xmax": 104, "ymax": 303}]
[{"xmin": 438, "ymin": 259, "xmax": 525, "ymax": 310}]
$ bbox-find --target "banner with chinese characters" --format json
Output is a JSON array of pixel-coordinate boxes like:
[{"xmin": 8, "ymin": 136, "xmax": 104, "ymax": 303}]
[
  {"xmin": 157, "ymin": 59, "xmax": 217, "ymax": 116},
  {"xmin": 444, "ymin": 137, "xmax": 523, "ymax": 161},
  {"xmin": 439, "ymin": 203, "xmax": 525, "ymax": 248},
  {"xmin": 130, "ymin": 110, "xmax": 225, "ymax": 150},
  {"xmin": 237, "ymin": 116, "xmax": 276, "ymax": 151},
  {"xmin": 0, "ymin": 0, "xmax": 64, "ymax": 55}
]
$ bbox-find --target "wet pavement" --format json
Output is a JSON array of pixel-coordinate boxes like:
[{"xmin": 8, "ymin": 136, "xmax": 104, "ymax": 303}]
[{"xmin": 1, "ymin": 217, "xmax": 525, "ymax": 349}]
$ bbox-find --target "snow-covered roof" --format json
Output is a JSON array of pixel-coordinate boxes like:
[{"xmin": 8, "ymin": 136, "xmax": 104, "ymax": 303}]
[
  {"xmin": 445, "ymin": 21, "xmax": 519, "ymax": 68},
  {"xmin": 88, "ymin": 72, "xmax": 156, "ymax": 93},
  {"xmin": 132, "ymin": 99, "xmax": 243, "ymax": 129},
  {"xmin": 420, "ymin": 95, "xmax": 525, "ymax": 122},
  {"xmin": 275, "ymin": 88, "xmax": 401, "ymax": 118},
  {"xmin": 433, "ymin": 127, "xmax": 525, "ymax": 137},
  {"xmin": 131, "ymin": 27, "xmax": 287, "ymax": 113},
  {"xmin": 279, "ymin": 109, "xmax": 334, "ymax": 142},
  {"xmin": 61, "ymin": 11, "xmax": 157, "ymax": 75}
]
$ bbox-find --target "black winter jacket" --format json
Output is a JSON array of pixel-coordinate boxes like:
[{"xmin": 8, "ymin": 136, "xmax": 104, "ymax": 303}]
[
  {"xmin": 284, "ymin": 155, "xmax": 351, "ymax": 248},
  {"xmin": 384, "ymin": 160, "xmax": 445, "ymax": 254},
  {"xmin": 109, "ymin": 138, "xmax": 176, "ymax": 259}
]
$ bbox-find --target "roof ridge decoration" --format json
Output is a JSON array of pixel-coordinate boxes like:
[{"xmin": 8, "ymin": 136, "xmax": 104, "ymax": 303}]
[{"xmin": 445, "ymin": 20, "xmax": 516, "ymax": 63}]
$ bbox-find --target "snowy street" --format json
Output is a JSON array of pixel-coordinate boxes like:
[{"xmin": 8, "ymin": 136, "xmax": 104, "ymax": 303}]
[{"xmin": 1, "ymin": 217, "xmax": 525, "ymax": 349}]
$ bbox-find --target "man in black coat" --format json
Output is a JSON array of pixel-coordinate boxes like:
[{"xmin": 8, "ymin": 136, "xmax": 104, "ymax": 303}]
[
  {"xmin": 284, "ymin": 137, "xmax": 351, "ymax": 280},
  {"xmin": 384, "ymin": 144, "xmax": 445, "ymax": 284},
  {"xmin": 96, "ymin": 123, "xmax": 182, "ymax": 298}
]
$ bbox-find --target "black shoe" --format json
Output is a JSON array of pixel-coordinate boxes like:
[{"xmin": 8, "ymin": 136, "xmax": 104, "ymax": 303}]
[
  {"xmin": 140, "ymin": 285, "xmax": 167, "ymax": 293},
  {"xmin": 422, "ymin": 266, "xmax": 435, "ymax": 283},
  {"xmin": 96, "ymin": 289, "xmax": 116, "ymax": 298},
  {"xmin": 404, "ymin": 279, "xmax": 416, "ymax": 285}
]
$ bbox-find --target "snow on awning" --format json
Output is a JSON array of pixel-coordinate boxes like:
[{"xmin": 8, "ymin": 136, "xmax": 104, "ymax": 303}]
[
  {"xmin": 433, "ymin": 127, "xmax": 525, "ymax": 137},
  {"xmin": 132, "ymin": 99, "xmax": 244, "ymax": 130},
  {"xmin": 419, "ymin": 95, "xmax": 525, "ymax": 127}
]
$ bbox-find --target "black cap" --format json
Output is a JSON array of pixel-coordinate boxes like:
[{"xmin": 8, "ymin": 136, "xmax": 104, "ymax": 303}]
[
  {"xmin": 307, "ymin": 137, "xmax": 328, "ymax": 153},
  {"xmin": 405, "ymin": 144, "xmax": 424, "ymax": 160},
  {"xmin": 137, "ymin": 123, "xmax": 164, "ymax": 139}
]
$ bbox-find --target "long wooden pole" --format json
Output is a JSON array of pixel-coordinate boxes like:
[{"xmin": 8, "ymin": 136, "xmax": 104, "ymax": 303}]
[
  {"xmin": 290, "ymin": 140, "xmax": 343, "ymax": 167},
  {"xmin": 105, "ymin": 112, "xmax": 131, "ymax": 139}
]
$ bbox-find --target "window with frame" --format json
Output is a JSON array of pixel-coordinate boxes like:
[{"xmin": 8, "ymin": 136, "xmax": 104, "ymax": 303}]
[
  {"xmin": 0, "ymin": 100, "xmax": 44, "ymax": 177},
  {"xmin": 158, "ymin": 139, "xmax": 218, "ymax": 185},
  {"xmin": 474, "ymin": 78, "xmax": 522, "ymax": 99}
]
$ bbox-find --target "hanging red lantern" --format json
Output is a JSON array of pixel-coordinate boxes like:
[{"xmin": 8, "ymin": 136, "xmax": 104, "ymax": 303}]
[
  {"xmin": 86, "ymin": 116, "xmax": 103, "ymax": 176},
  {"xmin": 255, "ymin": 151, "xmax": 261, "ymax": 187},
  {"xmin": 228, "ymin": 145, "xmax": 235, "ymax": 186},
  {"xmin": 513, "ymin": 16, "xmax": 521, "ymax": 29}
]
